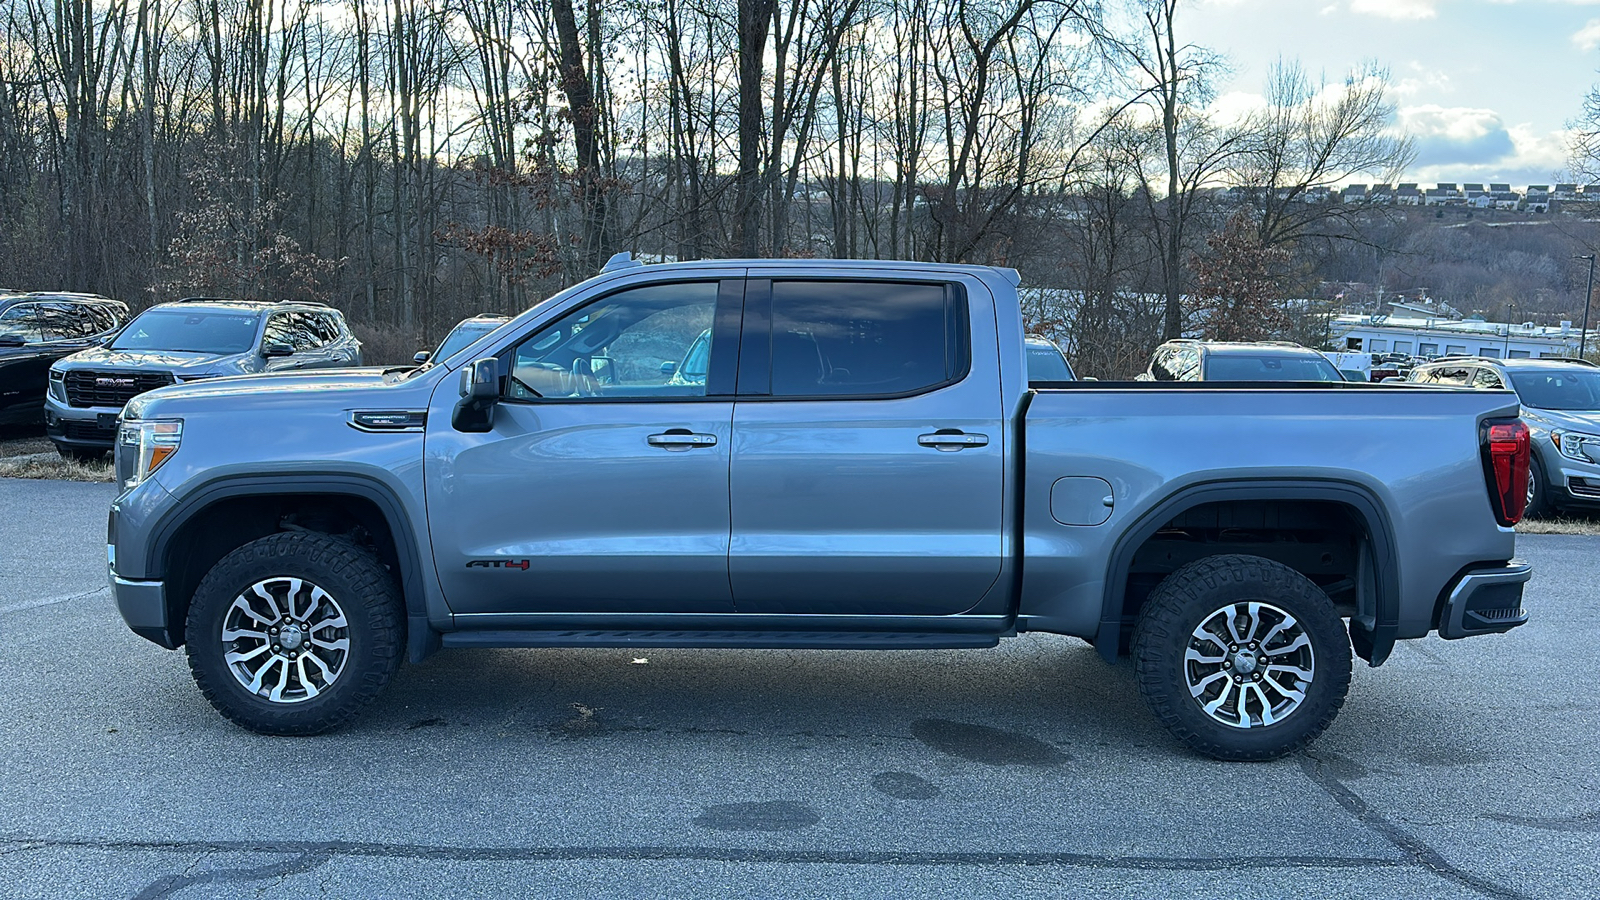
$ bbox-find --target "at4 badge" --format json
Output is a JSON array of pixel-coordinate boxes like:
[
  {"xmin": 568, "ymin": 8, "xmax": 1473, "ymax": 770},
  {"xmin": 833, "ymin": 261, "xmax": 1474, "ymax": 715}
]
[{"xmin": 465, "ymin": 559, "xmax": 531, "ymax": 570}]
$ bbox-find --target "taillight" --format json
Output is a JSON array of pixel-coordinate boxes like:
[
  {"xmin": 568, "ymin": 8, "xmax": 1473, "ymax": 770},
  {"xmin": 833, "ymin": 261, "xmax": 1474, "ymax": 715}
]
[{"xmin": 1481, "ymin": 418, "xmax": 1531, "ymax": 526}]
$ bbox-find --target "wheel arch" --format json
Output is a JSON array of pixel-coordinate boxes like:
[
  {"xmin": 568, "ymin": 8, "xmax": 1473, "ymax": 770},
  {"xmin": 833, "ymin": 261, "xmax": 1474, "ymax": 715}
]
[
  {"xmin": 145, "ymin": 474, "xmax": 431, "ymax": 657},
  {"xmin": 1095, "ymin": 479, "xmax": 1400, "ymax": 667}
]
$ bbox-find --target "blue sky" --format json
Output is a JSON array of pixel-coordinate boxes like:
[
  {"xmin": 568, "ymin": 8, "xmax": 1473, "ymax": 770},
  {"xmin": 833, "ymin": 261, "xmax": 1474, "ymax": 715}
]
[{"xmin": 1185, "ymin": 0, "xmax": 1599, "ymax": 185}]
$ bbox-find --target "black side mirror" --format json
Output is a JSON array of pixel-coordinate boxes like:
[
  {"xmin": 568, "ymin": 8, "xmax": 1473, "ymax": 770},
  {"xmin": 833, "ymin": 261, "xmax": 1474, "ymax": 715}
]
[
  {"xmin": 0, "ymin": 334, "xmax": 24, "ymax": 348},
  {"xmin": 659, "ymin": 360, "xmax": 677, "ymax": 375},
  {"xmin": 413, "ymin": 350, "xmax": 431, "ymax": 365},
  {"xmin": 262, "ymin": 341, "xmax": 294, "ymax": 358},
  {"xmin": 452, "ymin": 358, "xmax": 499, "ymax": 433}
]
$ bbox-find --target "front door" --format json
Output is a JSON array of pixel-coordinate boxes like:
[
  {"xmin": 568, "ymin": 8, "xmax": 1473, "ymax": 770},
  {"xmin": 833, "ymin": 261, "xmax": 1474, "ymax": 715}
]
[
  {"xmin": 426, "ymin": 277, "xmax": 744, "ymax": 615},
  {"xmin": 728, "ymin": 276, "xmax": 1006, "ymax": 616}
]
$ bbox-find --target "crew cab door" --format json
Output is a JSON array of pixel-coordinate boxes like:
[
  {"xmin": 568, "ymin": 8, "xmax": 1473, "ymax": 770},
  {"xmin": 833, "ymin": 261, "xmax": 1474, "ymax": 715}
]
[
  {"xmin": 728, "ymin": 275, "xmax": 1006, "ymax": 615},
  {"xmin": 425, "ymin": 276, "xmax": 744, "ymax": 615}
]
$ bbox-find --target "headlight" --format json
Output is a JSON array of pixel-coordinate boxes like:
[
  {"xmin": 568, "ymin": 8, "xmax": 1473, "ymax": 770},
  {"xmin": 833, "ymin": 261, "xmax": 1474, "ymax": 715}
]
[
  {"xmin": 48, "ymin": 369, "xmax": 66, "ymax": 403},
  {"xmin": 117, "ymin": 419, "xmax": 182, "ymax": 489},
  {"xmin": 1551, "ymin": 430, "xmax": 1600, "ymax": 464}
]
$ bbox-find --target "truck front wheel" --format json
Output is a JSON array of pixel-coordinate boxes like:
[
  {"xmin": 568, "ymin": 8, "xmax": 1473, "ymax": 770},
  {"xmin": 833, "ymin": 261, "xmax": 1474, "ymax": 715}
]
[
  {"xmin": 1132, "ymin": 554, "xmax": 1352, "ymax": 761},
  {"xmin": 184, "ymin": 532, "xmax": 404, "ymax": 735}
]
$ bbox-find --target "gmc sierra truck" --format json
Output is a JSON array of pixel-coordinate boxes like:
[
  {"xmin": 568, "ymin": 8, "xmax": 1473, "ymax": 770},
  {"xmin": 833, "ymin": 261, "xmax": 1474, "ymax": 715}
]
[{"xmin": 106, "ymin": 256, "xmax": 1534, "ymax": 760}]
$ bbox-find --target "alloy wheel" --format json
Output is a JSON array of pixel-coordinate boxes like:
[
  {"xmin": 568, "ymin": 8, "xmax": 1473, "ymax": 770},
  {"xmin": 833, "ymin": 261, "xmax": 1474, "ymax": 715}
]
[
  {"xmin": 1184, "ymin": 601, "xmax": 1316, "ymax": 729},
  {"xmin": 220, "ymin": 577, "xmax": 351, "ymax": 704}
]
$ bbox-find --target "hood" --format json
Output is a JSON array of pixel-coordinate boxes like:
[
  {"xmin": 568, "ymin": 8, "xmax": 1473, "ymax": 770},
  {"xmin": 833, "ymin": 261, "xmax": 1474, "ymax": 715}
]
[
  {"xmin": 54, "ymin": 346, "xmax": 234, "ymax": 375},
  {"xmin": 125, "ymin": 367, "xmax": 407, "ymax": 418},
  {"xmin": 1521, "ymin": 406, "xmax": 1600, "ymax": 436}
]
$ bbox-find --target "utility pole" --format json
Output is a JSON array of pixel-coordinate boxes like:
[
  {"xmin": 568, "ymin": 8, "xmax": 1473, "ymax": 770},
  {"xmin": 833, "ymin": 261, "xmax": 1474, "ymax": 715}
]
[{"xmin": 1577, "ymin": 255, "xmax": 1597, "ymax": 360}]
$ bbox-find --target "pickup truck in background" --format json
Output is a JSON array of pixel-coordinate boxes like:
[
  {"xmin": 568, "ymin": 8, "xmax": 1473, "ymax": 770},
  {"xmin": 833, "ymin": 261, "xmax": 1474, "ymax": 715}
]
[{"xmin": 106, "ymin": 256, "xmax": 1533, "ymax": 760}]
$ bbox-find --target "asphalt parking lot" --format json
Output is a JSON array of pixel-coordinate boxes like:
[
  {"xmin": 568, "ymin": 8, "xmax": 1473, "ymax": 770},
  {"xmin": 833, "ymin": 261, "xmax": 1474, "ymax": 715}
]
[{"xmin": 1, "ymin": 477, "xmax": 1596, "ymax": 899}]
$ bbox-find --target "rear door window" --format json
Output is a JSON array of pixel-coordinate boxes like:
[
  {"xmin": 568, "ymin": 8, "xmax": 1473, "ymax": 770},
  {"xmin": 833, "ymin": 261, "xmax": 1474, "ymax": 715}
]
[
  {"xmin": 761, "ymin": 280, "xmax": 965, "ymax": 398},
  {"xmin": 0, "ymin": 304, "xmax": 40, "ymax": 342}
]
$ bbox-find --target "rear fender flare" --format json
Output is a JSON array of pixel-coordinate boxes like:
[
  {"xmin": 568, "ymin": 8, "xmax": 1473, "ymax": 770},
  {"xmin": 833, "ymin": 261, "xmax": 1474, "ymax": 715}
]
[{"xmin": 1096, "ymin": 479, "xmax": 1400, "ymax": 666}]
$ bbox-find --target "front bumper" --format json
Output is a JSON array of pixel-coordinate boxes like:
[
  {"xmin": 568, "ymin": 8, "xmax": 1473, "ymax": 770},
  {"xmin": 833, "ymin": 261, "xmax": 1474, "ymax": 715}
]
[
  {"xmin": 1438, "ymin": 561, "xmax": 1531, "ymax": 640},
  {"xmin": 112, "ymin": 570, "xmax": 177, "ymax": 648},
  {"xmin": 44, "ymin": 395, "xmax": 121, "ymax": 451}
]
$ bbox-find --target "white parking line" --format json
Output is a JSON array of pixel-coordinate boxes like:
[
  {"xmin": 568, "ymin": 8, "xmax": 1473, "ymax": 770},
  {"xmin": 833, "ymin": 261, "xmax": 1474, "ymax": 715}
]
[{"xmin": 0, "ymin": 586, "xmax": 111, "ymax": 616}]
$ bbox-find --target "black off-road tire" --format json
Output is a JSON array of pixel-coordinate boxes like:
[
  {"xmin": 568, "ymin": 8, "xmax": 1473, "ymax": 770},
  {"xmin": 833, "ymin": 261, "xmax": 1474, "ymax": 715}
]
[
  {"xmin": 1132, "ymin": 554, "xmax": 1352, "ymax": 762},
  {"xmin": 185, "ymin": 532, "xmax": 404, "ymax": 735}
]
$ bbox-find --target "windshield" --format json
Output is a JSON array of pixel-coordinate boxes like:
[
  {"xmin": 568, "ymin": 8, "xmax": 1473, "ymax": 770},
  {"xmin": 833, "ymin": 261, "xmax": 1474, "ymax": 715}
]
[
  {"xmin": 1509, "ymin": 369, "xmax": 1600, "ymax": 411},
  {"xmin": 434, "ymin": 322, "xmax": 502, "ymax": 361},
  {"xmin": 1026, "ymin": 343, "xmax": 1074, "ymax": 381},
  {"xmin": 1204, "ymin": 354, "xmax": 1342, "ymax": 382},
  {"xmin": 111, "ymin": 309, "xmax": 259, "ymax": 354}
]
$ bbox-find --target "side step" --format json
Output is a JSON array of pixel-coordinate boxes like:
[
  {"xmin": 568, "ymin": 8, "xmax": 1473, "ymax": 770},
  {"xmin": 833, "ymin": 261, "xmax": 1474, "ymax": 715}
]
[{"xmin": 439, "ymin": 630, "xmax": 1001, "ymax": 651}]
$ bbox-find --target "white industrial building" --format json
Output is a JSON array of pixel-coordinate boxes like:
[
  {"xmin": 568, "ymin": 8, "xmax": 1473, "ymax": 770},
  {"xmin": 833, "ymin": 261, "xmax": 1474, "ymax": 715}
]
[{"xmin": 1332, "ymin": 302, "xmax": 1588, "ymax": 360}]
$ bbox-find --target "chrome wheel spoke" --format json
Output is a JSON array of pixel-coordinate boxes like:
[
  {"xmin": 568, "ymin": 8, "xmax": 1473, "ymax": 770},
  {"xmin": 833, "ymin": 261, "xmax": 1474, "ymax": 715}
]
[
  {"xmin": 1269, "ymin": 633, "xmax": 1310, "ymax": 655},
  {"xmin": 308, "ymin": 635, "xmax": 349, "ymax": 653},
  {"xmin": 1185, "ymin": 647, "xmax": 1226, "ymax": 665},
  {"xmin": 225, "ymin": 644, "xmax": 270, "ymax": 666}
]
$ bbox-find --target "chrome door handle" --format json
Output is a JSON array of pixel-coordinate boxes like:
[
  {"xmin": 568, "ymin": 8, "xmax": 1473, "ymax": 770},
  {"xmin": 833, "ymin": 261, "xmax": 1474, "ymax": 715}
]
[
  {"xmin": 918, "ymin": 431, "xmax": 989, "ymax": 451},
  {"xmin": 647, "ymin": 430, "xmax": 718, "ymax": 450}
]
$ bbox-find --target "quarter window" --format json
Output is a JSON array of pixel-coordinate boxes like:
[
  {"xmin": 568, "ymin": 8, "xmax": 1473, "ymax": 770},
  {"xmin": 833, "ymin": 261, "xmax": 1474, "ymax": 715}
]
[
  {"xmin": 766, "ymin": 280, "xmax": 965, "ymax": 397},
  {"xmin": 506, "ymin": 281, "xmax": 720, "ymax": 400},
  {"xmin": 0, "ymin": 304, "xmax": 40, "ymax": 342}
]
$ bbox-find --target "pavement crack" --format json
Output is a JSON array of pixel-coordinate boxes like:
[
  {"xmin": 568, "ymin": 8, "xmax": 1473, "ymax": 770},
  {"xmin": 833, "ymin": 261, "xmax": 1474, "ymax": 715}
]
[
  {"xmin": 131, "ymin": 850, "xmax": 331, "ymax": 900},
  {"xmin": 0, "ymin": 834, "xmax": 1411, "ymax": 873},
  {"xmin": 1298, "ymin": 753, "xmax": 1532, "ymax": 900}
]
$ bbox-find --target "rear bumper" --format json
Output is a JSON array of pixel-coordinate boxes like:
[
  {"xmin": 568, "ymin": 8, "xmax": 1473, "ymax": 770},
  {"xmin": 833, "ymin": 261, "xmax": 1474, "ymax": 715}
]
[{"xmin": 1438, "ymin": 561, "xmax": 1531, "ymax": 640}]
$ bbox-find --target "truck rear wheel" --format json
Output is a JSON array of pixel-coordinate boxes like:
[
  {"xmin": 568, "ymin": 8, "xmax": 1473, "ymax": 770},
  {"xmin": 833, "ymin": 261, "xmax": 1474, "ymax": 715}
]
[
  {"xmin": 184, "ymin": 532, "xmax": 404, "ymax": 735},
  {"xmin": 1132, "ymin": 554, "xmax": 1352, "ymax": 761}
]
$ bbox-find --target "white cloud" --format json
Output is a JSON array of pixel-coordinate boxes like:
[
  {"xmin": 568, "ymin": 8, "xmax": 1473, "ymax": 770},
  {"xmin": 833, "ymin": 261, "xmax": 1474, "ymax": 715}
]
[
  {"xmin": 1350, "ymin": 0, "xmax": 1436, "ymax": 20},
  {"xmin": 1397, "ymin": 107, "xmax": 1571, "ymax": 185},
  {"xmin": 1401, "ymin": 105, "xmax": 1516, "ymax": 165},
  {"xmin": 1394, "ymin": 62, "xmax": 1453, "ymax": 97},
  {"xmin": 1574, "ymin": 18, "xmax": 1600, "ymax": 51}
]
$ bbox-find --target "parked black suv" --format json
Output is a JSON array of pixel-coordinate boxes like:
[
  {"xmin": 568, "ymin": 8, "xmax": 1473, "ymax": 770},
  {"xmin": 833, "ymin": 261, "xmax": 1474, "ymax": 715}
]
[
  {"xmin": 0, "ymin": 291, "xmax": 130, "ymax": 429},
  {"xmin": 46, "ymin": 298, "xmax": 360, "ymax": 459}
]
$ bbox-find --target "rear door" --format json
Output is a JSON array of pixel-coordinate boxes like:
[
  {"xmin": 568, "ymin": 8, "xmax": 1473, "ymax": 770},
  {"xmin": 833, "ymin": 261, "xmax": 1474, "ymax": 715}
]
[{"xmin": 727, "ymin": 275, "xmax": 1006, "ymax": 616}]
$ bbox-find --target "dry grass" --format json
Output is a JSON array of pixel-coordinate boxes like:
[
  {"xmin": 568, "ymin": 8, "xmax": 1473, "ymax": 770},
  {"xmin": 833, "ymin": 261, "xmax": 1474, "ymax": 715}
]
[
  {"xmin": 0, "ymin": 453, "xmax": 114, "ymax": 483},
  {"xmin": 1516, "ymin": 515, "xmax": 1600, "ymax": 536},
  {"xmin": 0, "ymin": 433, "xmax": 53, "ymax": 457}
]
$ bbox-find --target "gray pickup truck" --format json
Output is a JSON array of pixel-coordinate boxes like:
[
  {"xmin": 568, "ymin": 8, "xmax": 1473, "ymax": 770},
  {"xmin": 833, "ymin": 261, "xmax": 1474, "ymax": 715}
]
[{"xmin": 107, "ymin": 257, "xmax": 1534, "ymax": 760}]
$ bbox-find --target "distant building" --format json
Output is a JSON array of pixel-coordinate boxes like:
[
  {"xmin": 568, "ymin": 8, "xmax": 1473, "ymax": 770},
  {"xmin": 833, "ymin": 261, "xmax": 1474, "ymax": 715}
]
[
  {"xmin": 1369, "ymin": 183, "xmax": 1394, "ymax": 205},
  {"xmin": 1332, "ymin": 306, "xmax": 1585, "ymax": 360},
  {"xmin": 1554, "ymin": 184, "xmax": 1581, "ymax": 202},
  {"xmin": 1526, "ymin": 185, "xmax": 1551, "ymax": 212},
  {"xmin": 1342, "ymin": 184, "xmax": 1369, "ymax": 204},
  {"xmin": 1396, "ymin": 183, "xmax": 1422, "ymax": 206}
]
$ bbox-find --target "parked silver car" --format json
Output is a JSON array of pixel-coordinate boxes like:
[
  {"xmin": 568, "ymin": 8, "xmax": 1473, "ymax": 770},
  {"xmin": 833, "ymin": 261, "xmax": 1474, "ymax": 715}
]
[{"xmin": 1408, "ymin": 356, "xmax": 1600, "ymax": 516}]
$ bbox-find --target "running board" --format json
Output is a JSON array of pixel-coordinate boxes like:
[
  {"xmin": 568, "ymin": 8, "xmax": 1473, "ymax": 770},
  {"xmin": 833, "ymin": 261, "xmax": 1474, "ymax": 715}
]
[{"xmin": 439, "ymin": 629, "xmax": 1001, "ymax": 651}]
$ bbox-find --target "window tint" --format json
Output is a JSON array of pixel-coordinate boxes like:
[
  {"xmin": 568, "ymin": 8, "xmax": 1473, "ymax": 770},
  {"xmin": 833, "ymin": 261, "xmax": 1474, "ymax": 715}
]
[
  {"xmin": 308, "ymin": 312, "xmax": 341, "ymax": 345},
  {"xmin": 1509, "ymin": 370, "xmax": 1600, "ymax": 411},
  {"xmin": 86, "ymin": 305, "xmax": 120, "ymax": 333},
  {"xmin": 506, "ymin": 281, "xmax": 719, "ymax": 400},
  {"xmin": 1173, "ymin": 347, "xmax": 1201, "ymax": 380},
  {"xmin": 34, "ymin": 302, "xmax": 95, "ymax": 339},
  {"xmin": 1203, "ymin": 354, "xmax": 1342, "ymax": 382},
  {"xmin": 766, "ymin": 281, "xmax": 962, "ymax": 397},
  {"xmin": 261, "ymin": 314, "xmax": 294, "ymax": 348},
  {"xmin": 1150, "ymin": 346, "xmax": 1179, "ymax": 381},
  {"xmin": 1472, "ymin": 368, "xmax": 1504, "ymax": 389},
  {"xmin": 0, "ymin": 304, "xmax": 40, "ymax": 342},
  {"xmin": 114, "ymin": 309, "xmax": 261, "ymax": 353},
  {"xmin": 1431, "ymin": 365, "xmax": 1473, "ymax": 385}
]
